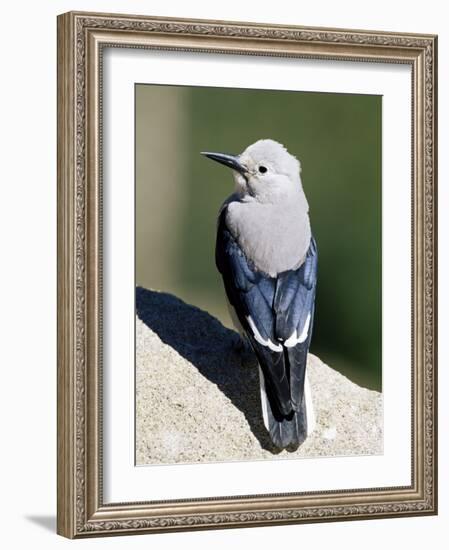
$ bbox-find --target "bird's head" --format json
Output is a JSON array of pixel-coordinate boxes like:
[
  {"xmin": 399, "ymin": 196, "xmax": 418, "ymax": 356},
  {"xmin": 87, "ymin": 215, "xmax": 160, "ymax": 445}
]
[{"xmin": 202, "ymin": 139, "xmax": 302, "ymax": 203}]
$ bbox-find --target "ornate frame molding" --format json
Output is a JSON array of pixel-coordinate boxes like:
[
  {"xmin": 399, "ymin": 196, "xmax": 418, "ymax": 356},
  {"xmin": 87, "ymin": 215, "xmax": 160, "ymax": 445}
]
[{"xmin": 57, "ymin": 11, "xmax": 437, "ymax": 538}]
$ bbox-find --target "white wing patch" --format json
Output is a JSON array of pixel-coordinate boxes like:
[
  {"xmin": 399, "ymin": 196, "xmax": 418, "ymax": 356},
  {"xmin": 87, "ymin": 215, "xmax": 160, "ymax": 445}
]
[
  {"xmin": 284, "ymin": 313, "xmax": 311, "ymax": 348},
  {"xmin": 246, "ymin": 315, "xmax": 283, "ymax": 352}
]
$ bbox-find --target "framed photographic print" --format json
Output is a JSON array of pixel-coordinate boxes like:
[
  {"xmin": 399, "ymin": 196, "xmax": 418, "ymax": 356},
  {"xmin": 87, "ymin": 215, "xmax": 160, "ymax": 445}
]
[{"xmin": 57, "ymin": 11, "xmax": 438, "ymax": 538}]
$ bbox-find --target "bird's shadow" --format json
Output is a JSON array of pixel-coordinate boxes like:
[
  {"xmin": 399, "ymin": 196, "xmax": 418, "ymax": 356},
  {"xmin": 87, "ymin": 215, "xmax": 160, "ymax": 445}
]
[{"xmin": 136, "ymin": 287, "xmax": 280, "ymax": 454}]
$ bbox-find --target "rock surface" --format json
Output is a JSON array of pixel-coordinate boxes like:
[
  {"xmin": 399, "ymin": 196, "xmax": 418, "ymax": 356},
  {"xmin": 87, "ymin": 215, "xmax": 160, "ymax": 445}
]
[{"xmin": 136, "ymin": 287, "xmax": 383, "ymax": 465}]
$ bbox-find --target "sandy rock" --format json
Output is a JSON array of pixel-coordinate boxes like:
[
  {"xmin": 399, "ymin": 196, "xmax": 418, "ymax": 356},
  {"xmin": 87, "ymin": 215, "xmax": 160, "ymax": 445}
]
[{"xmin": 136, "ymin": 287, "xmax": 383, "ymax": 465}]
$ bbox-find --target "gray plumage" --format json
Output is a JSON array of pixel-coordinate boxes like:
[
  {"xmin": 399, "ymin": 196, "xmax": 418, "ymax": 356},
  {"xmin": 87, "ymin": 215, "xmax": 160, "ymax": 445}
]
[{"xmin": 202, "ymin": 139, "xmax": 318, "ymax": 450}]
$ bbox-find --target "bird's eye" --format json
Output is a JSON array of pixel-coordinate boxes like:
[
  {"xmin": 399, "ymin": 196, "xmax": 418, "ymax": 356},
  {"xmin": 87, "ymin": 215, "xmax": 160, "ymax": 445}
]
[{"xmin": 258, "ymin": 165, "xmax": 267, "ymax": 174}]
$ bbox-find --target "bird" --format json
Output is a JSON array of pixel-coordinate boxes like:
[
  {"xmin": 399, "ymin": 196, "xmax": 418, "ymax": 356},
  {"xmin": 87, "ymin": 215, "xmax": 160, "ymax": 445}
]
[{"xmin": 201, "ymin": 139, "xmax": 318, "ymax": 451}]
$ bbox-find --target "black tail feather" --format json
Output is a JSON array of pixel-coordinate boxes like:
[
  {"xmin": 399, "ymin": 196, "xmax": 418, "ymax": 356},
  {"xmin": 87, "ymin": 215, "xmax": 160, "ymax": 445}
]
[{"xmin": 261, "ymin": 369, "xmax": 308, "ymax": 451}]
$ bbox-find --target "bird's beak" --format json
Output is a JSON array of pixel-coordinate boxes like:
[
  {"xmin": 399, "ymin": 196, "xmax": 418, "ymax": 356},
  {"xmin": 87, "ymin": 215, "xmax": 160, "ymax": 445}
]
[{"xmin": 201, "ymin": 151, "xmax": 247, "ymax": 176}]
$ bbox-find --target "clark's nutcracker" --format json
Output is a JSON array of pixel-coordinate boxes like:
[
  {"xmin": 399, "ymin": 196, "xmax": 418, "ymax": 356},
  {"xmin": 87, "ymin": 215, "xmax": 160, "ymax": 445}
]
[{"xmin": 202, "ymin": 139, "xmax": 318, "ymax": 451}]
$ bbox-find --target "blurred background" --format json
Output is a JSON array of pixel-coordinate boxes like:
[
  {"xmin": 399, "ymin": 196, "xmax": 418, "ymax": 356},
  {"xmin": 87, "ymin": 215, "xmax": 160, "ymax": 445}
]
[{"xmin": 136, "ymin": 84, "xmax": 381, "ymax": 391}]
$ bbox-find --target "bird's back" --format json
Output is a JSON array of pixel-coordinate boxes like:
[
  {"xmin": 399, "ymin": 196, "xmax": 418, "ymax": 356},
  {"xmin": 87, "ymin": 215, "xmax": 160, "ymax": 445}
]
[
  {"xmin": 225, "ymin": 195, "xmax": 311, "ymax": 278},
  {"xmin": 215, "ymin": 204, "xmax": 318, "ymax": 449}
]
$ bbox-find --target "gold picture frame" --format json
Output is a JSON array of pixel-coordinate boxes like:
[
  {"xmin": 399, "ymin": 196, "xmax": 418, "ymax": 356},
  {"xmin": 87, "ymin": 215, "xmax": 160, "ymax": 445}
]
[{"xmin": 57, "ymin": 11, "xmax": 438, "ymax": 538}]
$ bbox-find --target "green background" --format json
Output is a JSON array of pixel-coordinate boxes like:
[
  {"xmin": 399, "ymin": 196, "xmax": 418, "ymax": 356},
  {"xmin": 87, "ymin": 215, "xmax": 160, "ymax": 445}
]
[{"xmin": 136, "ymin": 84, "xmax": 382, "ymax": 390}]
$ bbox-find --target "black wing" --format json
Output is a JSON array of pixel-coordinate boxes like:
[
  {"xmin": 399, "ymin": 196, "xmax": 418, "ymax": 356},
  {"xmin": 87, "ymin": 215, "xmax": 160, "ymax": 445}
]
[
  {"xmin": 274, "ymin": 237, "xmax": 318, "ymax": 411},
  {"xmin": 216, "ymin": 208, "xmax": 291, "ymax": 417},
  {"xmin": 216, "ymin": 206, "xmax": 318, "ymax": 426}
]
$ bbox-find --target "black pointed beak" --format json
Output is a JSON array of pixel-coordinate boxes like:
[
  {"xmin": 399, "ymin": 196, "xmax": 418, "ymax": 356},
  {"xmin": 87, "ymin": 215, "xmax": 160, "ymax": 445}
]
[{"xmin": 201, "ymin": 151, "xmax": 247, "ymax": 176}]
